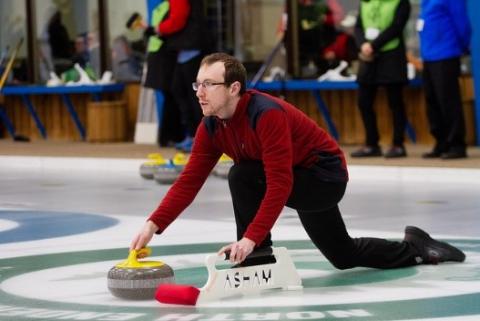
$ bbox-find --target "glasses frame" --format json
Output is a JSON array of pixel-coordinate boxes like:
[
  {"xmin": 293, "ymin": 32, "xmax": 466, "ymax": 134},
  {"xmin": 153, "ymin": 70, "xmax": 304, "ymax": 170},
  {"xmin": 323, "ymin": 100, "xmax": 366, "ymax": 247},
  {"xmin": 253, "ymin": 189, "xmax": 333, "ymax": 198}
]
[{"xmin": 192, "ymin": 80, "xmax": 227, "ymax": 91}]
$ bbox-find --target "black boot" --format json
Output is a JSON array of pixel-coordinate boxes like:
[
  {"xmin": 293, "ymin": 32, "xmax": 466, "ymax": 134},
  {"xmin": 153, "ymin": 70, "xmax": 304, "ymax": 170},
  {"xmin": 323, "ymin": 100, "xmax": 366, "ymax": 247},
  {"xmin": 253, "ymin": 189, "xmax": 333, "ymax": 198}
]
[
  {"xmin": 422, "ymin": 144, "xmax": 446, "ymax": 159},
  {"xmin": 404, "ymin": 226, "xmax": 465, "ymax": 264},
  {"xmin": 384, "ymin": 145, "xmax": 407, "ymax": 158},
  {"xmin": 441, "ymin": 147, "xmax": 467, "ymax": 159},
  {"xmin": 351, "ymin": 146, "xmax": 382, "ymax": 157}
]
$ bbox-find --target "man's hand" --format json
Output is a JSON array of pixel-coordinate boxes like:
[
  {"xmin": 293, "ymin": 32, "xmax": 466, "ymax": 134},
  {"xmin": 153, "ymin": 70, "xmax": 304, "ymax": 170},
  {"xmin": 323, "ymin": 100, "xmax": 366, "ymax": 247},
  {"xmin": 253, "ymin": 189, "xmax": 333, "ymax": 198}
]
[
  {"xmin": 361, "ymin": 42, "xmax": 374, "ymax": 56},
  {"xmin": 359, "ymin": 42, "xmax": 374, "ymax": 61},
  {"xmin": 143, "ymin": 26, "xmax": 157, "ymax": 39},
  {"xmin": 218, "ymin": 237, "xmax": 256, "ymax": 264},
  {"xmin": 130, "ymin": 220, "xmax": 159, "ymax": 257}
]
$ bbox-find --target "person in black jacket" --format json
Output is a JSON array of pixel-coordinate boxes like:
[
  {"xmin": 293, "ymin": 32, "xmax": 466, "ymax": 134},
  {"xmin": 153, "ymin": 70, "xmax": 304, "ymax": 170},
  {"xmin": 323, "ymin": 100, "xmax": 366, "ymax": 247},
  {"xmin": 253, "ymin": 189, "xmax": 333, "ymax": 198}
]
[
  {"xmin": 47, "ymin": 10, "xmax": 74, "ymax": 74},
  {"xmin": 351, "ymin": 0, "xmax": 410, "ymax": 158},
  {"xmin": 144, "ymin": 0, "xmax": 213, "ymax": 150},
  {"xmin": 165, "ymin": 0, "xmax": 213, "ymax": 152}
]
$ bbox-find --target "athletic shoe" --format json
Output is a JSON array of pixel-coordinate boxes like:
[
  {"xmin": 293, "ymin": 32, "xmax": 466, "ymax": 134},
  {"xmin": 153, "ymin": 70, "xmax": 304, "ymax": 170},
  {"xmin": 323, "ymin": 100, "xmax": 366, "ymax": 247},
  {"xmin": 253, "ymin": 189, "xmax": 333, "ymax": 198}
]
[
  {"xmin": 404, "ymin": 226, "xmax": 466, "ymax": 264},
  {"xmin": 175, "ymin": 136, "xmax": 193, "ymax": 153}
]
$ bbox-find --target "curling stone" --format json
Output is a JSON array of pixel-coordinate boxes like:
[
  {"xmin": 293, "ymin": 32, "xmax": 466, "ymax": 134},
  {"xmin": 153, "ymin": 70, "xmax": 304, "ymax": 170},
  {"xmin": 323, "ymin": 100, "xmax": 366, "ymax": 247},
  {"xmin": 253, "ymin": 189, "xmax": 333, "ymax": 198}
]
[
  {"xmin": 139, "ymin": 153, "xmax": 167, "ymax": 179},
  {"xmin": 153, "ymin": 153, "xmax": 189, "ymax": 184},
  {"xmin": 107, "ymin": 247, "xmax": 174, "ymax": 300},
  {"xmin": 172, "ymin": 152, "xmax": 189, "ymax": 172},
  {"xmin": 147, "ymin": 153, "xmax": 163, "ymax": 159},
  {"xmin": 212, "ymin": 154, "xmax": 233, "ymax": 179},
  {"xmin": 153, "ymin": 159, "xmax": 178, "ymax": 184}
]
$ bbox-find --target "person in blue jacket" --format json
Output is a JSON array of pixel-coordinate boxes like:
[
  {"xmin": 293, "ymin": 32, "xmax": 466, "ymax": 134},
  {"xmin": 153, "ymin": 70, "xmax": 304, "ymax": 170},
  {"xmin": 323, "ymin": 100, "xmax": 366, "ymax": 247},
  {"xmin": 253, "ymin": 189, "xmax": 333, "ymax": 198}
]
[{"xmin": 418, "ymin": 0, "xmax": 471, "ymax": 159}]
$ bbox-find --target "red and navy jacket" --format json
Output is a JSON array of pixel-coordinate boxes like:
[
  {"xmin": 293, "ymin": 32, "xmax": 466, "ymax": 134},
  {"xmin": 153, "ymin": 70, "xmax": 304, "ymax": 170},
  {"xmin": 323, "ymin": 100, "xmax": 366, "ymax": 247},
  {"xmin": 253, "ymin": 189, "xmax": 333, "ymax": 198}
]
[{"xmin": 149, "ymin": 90, "xmax": 348, "ymax": 245}]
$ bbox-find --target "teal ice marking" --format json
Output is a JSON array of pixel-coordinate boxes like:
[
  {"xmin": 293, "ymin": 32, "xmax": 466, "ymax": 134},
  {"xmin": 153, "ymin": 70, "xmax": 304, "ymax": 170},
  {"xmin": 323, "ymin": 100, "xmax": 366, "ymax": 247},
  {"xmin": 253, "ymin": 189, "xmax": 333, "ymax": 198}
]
[
  {"xmin": 0, "ymin": 210, "xmax": 118, "ymax": 243},
  {"xmin": 0, "ymin": 240, "xmax": 478, "ymax": 321}
]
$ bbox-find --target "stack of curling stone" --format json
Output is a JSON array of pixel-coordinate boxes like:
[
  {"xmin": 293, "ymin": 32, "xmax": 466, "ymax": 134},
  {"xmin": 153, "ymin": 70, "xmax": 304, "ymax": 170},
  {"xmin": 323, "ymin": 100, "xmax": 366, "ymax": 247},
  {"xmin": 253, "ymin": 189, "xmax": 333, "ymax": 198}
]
[
  {"xmin": 139, "ymin": 153, "xmax": 166, "ymax": 179},
  {"xmin": 153, "ymin": 152, "xmax": 189, "ymax": 185},
  {"xmin": 107, "ymin": 247, "xmax": 174, "ymax": 300},
  {"xmin": 172, "ymin": 152, "xmax": 189, "ymax": 171},
  {"xmin": 212, "ymin": 154, "xmax": 234, "ymax": 179}
]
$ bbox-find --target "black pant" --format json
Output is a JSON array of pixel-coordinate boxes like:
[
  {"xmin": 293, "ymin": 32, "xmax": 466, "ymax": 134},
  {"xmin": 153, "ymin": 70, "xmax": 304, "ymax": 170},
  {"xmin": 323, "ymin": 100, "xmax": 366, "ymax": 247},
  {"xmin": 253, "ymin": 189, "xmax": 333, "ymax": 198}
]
[
  {"xmin": 357, "ymin": 83, "xmax": 407, "ymax": 147},
  {"xmin": 157, "ymin": 91, "xmax": 184, "ymax": 147},
  {"xmin": 228, "ymin": 161, "xmax": 421, "ymax": 269},
  {"xmin": 171, "ymin": 54, "xmax": 204, "ymax": 137},
  {"xmin": 423, "ymin": 58, "xmax": 466, "ymax": 152}
]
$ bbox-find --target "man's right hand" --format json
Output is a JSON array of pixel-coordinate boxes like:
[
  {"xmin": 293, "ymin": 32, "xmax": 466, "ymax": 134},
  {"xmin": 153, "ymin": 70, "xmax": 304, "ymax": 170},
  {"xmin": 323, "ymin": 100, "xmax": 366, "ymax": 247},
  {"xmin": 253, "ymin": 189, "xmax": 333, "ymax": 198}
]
[{"xmin": 130, "ymin": 220, "xmax": 159, "ymax": 255}]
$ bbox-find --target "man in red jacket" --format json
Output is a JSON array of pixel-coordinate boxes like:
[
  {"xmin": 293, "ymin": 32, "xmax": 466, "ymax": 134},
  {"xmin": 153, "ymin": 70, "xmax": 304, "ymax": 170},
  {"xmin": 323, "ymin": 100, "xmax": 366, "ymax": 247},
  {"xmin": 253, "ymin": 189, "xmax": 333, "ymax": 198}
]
[{"xmin": 131, "ymin": 53, "xmax": 464, "ymax": 269}]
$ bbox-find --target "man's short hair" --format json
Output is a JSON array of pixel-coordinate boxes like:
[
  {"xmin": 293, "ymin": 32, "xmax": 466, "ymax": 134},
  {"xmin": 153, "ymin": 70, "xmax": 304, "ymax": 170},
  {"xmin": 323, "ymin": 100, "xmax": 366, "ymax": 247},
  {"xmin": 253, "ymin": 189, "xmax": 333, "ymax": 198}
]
[{"xmin": 200, "ymin": 52, "xmax": 247, "ymax": 95}]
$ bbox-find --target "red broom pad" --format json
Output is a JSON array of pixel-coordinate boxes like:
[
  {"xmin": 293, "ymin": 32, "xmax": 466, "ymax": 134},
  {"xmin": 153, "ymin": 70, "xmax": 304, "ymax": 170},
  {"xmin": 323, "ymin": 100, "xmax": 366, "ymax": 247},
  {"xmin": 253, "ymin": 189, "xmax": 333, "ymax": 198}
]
[{"xmin": 155, "ymin": 284, "xmax": 200, "ymax": 306}]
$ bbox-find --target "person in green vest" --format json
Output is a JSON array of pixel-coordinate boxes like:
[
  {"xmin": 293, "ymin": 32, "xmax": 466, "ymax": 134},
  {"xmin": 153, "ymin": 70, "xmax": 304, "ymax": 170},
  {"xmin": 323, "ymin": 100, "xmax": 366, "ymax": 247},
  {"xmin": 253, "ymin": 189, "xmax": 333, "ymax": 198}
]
[
  {"xmin": 143, "ymin": 0, "xmax": 212, "ymax": 150},
  {"xmin": 351, "ymin": 0, "xmax": 410, "ymax": 158}
]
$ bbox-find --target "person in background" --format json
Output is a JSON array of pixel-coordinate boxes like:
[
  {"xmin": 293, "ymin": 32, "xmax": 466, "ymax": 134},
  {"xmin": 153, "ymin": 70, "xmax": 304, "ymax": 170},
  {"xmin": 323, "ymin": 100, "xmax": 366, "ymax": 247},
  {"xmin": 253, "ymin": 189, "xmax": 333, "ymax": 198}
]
[
  {"xmin": 47, "ymin": 10, "xmax": 74, "ymax": 74},
  {"xmin": 418, "ymin": 0, "xmax": 471, "ymax": 159},
  {"xmin": 321, "ymin": 12, "xmax": 357, "ymax": 71},
  {"xmin": 111, "ymin": 36, "xmax": 143, "ymax": 82},
  {"xmin": 130, "ymin": 52, "xmax": 465, "ymax": 273},
  {"xmin": 145, "ymin": 0, "xmax": 212, "ymax": 152},
  {"xmin": 47, "ymin": 10, "xmax": 73, "ymax": 61},
  {"xmin": 165, "ymin": 0, "xmax": 212, "ymax": 153},
  {"xmin": 351, "ymin": 0, "xmax": 411, "ymax": 158},
  {"xmin": 72, "ymin": 33, "xmax": 90, "ymax": 68},
  {"xmin": 143, "ymin": 0, "xmax": 184, "ymax": 147},
  {"xmin": 297, "ymin": 0, "xmax": 337, "ymax": 77}
]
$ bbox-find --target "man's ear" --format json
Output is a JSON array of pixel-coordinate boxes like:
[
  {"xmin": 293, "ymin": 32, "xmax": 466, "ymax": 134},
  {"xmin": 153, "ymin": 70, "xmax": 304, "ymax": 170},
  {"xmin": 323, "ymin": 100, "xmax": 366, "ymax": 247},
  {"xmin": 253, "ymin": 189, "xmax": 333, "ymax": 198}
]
[{"xmin": 230, "ymin": 81, "xmax": 241, "ymax": 95}]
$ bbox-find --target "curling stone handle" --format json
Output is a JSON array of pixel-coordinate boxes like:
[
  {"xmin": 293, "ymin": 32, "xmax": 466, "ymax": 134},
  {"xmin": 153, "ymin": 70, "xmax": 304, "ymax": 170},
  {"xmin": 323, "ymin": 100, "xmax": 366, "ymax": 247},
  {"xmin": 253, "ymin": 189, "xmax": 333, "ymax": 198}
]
[
  {"xmin": 127, "ymin": 247, "xmax": 151, "ymax": 264},
  {"xmin": 115, "ymin": 247, "xmax": 164, "ymax": 269}
]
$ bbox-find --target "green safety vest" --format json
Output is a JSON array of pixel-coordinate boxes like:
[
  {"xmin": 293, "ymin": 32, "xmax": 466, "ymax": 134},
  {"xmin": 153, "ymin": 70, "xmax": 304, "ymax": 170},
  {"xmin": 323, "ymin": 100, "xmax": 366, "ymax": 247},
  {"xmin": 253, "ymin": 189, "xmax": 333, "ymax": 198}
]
[
  {"xmin": 361, "ymin": 0, "xmax": 401, "ymax": 52},
  {"xmin": 147, "ymin": 1, "xmax": 170, "ymax": 53}
]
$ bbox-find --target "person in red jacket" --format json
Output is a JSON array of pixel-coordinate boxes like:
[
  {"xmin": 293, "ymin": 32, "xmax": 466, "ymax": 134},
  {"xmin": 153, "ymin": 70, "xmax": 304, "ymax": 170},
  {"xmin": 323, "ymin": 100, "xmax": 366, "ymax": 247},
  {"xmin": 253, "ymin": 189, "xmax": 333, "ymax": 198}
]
[
  {"xmin": 144, "ymin": 0, "xmax": 212, "ymax": 149},
  {"xmin": 131, "ymin": 53, "xmax": 465, "ymax": 269}
]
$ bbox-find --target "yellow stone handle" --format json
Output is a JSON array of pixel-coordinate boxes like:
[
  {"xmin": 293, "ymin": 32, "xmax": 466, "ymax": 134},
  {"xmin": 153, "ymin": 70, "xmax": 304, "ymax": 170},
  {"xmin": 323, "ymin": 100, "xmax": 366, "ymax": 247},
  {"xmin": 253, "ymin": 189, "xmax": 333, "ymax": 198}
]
[
  {"xmin": 115, "ymin": 247, "xmax": 164, "ymax": 269},
  {"xmin": 172, "ymin": 152, "xmax": 188, "ymax": 166}
]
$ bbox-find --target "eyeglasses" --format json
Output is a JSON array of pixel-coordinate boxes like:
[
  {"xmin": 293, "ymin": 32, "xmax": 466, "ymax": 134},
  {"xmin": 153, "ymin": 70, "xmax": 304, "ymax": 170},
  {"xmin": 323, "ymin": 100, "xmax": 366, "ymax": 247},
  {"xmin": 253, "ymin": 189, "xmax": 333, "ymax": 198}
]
[{"xmin": 192, "ymin": 80, "xmax": 226, "ymax": 91}]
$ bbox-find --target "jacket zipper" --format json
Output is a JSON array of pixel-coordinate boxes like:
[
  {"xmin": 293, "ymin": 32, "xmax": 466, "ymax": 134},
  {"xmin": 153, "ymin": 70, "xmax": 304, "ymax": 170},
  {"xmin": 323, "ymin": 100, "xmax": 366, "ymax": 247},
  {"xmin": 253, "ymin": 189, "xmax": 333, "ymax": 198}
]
[{"xmin": 221, "ymin": 120, "xmax": 243, "ymax": 160}]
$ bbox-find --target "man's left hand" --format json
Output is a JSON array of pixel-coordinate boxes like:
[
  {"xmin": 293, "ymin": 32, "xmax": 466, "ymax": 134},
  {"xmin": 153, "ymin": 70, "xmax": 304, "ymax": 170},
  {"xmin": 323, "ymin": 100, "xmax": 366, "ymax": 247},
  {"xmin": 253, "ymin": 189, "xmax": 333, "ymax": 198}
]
[
  {"xmin": 218, "ymin": 237, "xmax": 256, "ymax": 264},
  {"xmin": 143, "ymin": 26, "xmax": 157, "ymax": 39}
]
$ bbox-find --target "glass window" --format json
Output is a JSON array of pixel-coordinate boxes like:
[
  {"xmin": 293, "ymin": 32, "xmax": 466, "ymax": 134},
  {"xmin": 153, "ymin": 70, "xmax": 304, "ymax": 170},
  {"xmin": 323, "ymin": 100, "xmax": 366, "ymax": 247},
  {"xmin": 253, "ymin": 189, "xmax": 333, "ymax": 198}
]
[
  {"xmin": 0, "ymin": 0, "xmax": 28, "ymax": 85},
  {"xmin": 106, "ymin": 0, "xmax": 146, "ymax": 82},
  {"xmin": 234, "ymin": 0, "xmax": 285, "ymax": 61},
  {"xmin": 285, "ymin": 0, "xmax": 420, "ymax": 78},
  {"xmin": 35, "ymin": 0, "xmax": 100, "ymax": 83}
]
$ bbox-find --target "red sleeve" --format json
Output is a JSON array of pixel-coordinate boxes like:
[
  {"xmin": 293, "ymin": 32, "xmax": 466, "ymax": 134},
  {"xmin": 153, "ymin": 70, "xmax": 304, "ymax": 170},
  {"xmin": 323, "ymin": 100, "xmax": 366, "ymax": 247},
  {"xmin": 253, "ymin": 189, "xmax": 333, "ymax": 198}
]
[
  {"xmin": 243, "ymin": 109, "xmax": 294, "ymax": 245},
  {"xmin": 148, "ymin": 123, "xmax": 222, "ymax": 232},
  {"xmin": 157, "ymin": 0, "xmax": 190, "ymax": 35},
  {"xmin": 324, "ymin": 11, "xmax": 335, "ymax": 27}
]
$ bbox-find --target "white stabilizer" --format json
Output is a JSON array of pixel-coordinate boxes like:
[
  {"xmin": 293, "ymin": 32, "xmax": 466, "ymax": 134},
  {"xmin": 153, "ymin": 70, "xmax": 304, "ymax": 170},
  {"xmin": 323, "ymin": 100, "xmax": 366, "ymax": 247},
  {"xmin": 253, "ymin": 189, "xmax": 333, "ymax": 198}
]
[
  {"xmin": 317, "ymin": 60, "xmax": 356, "ymax": 81},
  {"xmin": 196, "ymin": 247, "xmax": 302, "ymax": 304},
  {"xmin": 66, "ymin": 63, "xmax": 95, "ymax": 86},
  {"xmin": 46, "ymin": 72, "xmax": 62, "ymax": 87}
]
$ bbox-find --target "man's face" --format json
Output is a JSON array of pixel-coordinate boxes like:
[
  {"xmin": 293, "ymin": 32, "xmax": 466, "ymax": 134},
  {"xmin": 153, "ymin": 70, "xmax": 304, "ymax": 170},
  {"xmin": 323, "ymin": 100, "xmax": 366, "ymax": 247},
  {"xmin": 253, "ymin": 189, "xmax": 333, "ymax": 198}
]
[{"xmin": 195, "ymin": 62, "xmax": 231, "ymax": 117}]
